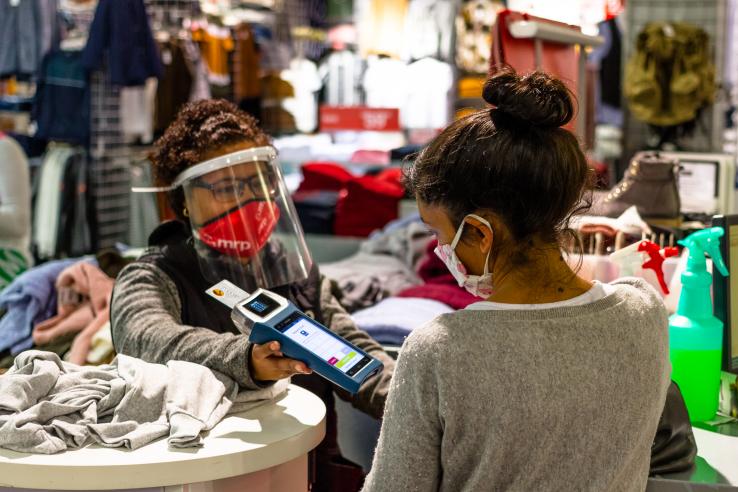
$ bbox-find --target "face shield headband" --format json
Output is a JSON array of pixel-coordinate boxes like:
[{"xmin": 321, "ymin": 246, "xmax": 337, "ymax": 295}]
[
  {"xmin": 131, "ymin": 146, "xmax": 279, "ymax": 193},
  {"xmin": 132, "ymin": 145, "xmax": 313, "ymax": 289}
]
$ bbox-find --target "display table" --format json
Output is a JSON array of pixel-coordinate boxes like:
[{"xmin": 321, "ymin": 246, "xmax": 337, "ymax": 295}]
[{"xmin": 0, "ymin": 385, "xmax": 326, "ymax": 492}]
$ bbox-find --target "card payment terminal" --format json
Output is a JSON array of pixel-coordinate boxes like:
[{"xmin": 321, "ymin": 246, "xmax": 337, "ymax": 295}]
[{"xmin": 232, "ymin": 288, "xmax": 384, "ymax": 394}]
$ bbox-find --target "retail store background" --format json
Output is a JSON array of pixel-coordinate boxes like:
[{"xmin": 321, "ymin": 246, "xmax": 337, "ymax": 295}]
[{"xmin": 2, "ymin": 0, "xmax": 738, "ymax": 490}]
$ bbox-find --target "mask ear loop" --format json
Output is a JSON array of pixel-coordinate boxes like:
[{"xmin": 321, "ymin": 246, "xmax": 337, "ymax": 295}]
[{"xmin": 452, "ymin": 214, "xmax": 494, "ymax": 274}]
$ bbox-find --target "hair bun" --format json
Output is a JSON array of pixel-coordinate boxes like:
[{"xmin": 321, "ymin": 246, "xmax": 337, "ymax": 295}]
[{"xmin": 482, "ymin": 69, "xmax": 575, "ymax": 129}]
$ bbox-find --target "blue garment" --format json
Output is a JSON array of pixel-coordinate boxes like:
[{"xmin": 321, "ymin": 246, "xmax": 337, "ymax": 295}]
[
  {"xmin": 0, "ymin": 0, "xmax": 41, "ymax": 78},
  {"xmin": 81, "ymin": 0, "xmax": 162, "ymax": 86},
  {"xmin": 0, "ymin": 258, "xmax": 79, "ymax": 355},
  {"xmin": 351, "ymin": 297, "xmax": 452, "ymax": 346},
  {"xmin": 32, "ymin": 50, "xmax": 90, "ymax": 145}
]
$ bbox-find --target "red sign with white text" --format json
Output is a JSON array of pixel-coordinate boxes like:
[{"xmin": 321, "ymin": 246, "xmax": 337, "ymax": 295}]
[{"xmin": 319, "ymin": 106, "xmax": 401, "ymax": 132}]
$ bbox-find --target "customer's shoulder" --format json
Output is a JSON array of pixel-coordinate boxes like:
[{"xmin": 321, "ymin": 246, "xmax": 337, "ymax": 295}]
[
  {"xmin": 402, "ymin": 314, "xmax": 456, "ymax": 354},
  {"xmin": 610, "ymin": 278, "xmax": 666, "ymax": 311},
  {"xmin": 607, "ymin": 278, "xmax": 669, "ymax": 330}
]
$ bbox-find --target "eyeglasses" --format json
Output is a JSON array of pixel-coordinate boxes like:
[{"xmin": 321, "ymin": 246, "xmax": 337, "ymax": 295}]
[{"xmin": 192, "ymin": 169, "xmax": 279, "ymax": 203}]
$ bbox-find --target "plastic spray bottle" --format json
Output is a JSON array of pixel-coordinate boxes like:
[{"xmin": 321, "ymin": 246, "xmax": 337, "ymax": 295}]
[
  {"xmin": 669, "ymin": 227, "xmax": 729, "ymax": 422},
  {"xmin": 609, "ymin": 240, "xmax": 678, "ymax": 294}
]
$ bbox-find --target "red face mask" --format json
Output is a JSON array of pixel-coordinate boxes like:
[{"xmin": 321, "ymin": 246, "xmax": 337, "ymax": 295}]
[{"xmin": 197, "ymin": 200, "xmax": 281, "ymax": 258}]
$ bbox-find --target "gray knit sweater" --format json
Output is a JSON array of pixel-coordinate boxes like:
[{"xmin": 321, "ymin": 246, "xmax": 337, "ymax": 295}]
[
  {"xmin": 110, "ymin": 261, "xmax": 394, "ymax": 419},
  {"xmin": 362, "ymin": 278, "xmax": 671, "ymax": 492}
]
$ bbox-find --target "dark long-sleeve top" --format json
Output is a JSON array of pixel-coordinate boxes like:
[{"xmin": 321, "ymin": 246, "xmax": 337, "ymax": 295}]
[{"xmin": 81, "ymin": 0, "xmax": 162, "ymax": 86}]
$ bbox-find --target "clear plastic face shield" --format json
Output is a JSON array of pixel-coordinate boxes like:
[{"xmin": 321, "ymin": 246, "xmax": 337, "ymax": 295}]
[{"xmin": 134, "ymin": 146, "xmax": 313, "ymax": 292}]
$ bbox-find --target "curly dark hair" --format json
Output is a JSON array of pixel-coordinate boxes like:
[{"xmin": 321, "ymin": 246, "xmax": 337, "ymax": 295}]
[{"xmin": 151, "ymin": 99, "xmax": 271, "ymax": 221}]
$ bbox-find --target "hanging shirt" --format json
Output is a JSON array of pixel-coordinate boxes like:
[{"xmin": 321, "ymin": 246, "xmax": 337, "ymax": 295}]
[
  {"xmin": 32, "ymin": 50, "xmax": 91, "ymax": 145},
  {"xmin": 402, "ymin": 58, "xmax": 454, "ymax": 130},
  {"xmin": 455, "ymin": 0, "xmax": 502, "ymax": 74},
  {"xmin": 81, "ymin": 0, "xmax": 162, "ymax": 86},
  {"xmin": 357, "ymin": 0, "xmax": 409, "ymax": 58},
  {"xmin": 0, "ymin": 135, "xmax": 32, "ymax": 288},
  {"xmin": 260, "ymin": 74, "xmax": 297, "ymax": 134},
  {"xmin": 402, "ymin": 0, "xmax": 457, "ymax": 62},
  {"xmin": 319, "ymin": 50, "xmax": 364, "ymax": 106},
  {"xmin": 232, "ymin": 24, "xmax": 261, "ymax": 101},
  {"xmin": 282, "ymin": 58, "xmax": 322, "ymax": 133},
  {"xmin": 181, "ymin": 37, "xmax": 211, "ymax": 102},
  {"xmin": 327, "ymin": 0, "xmax": 354, "ymax": 23},
  {"xmin": 0, "ymin": 0, "xmax": 41, "ymax": 79},
  {"xmin": 155, "ymin": 40, "xmax": 193, "ymax": 134},
  {"xmin": 362, "ymin": 56, "xmax": 408, "ymax": 109},
  {"xmin": 120, "ymin": 78, "xmax": 157, "ymax": 144},
  {"xmin": 192, "ymin": 26, "xmax": 235, "ymax": 86}
]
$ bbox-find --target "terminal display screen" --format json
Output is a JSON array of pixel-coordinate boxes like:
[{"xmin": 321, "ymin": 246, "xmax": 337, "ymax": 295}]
[
  {"xmin": 277, "ymin": 314, "xmax": 371, "ymax": 376},
  {"xmin": 243, "ymin": 293, "xmax": 281, "ymax": 317}
]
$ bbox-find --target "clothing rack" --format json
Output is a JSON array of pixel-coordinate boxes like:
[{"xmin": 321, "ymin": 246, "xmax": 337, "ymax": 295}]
[
  {"xmin": 87, "ymin": 0, "xmax": 199, "ymax": 249},
  {"xmin": 507, "ymin": 19, "xmax": 604, "ymax": 141},
  {"xmin": 145, "ymin": 0, "xmax": 200, "ymax": 27},
  {"xmin": 89, "ymin": 70, "xmax": 131, "ymax": 249},
  {"xmin": 621, "ymin": 0, "xmax": 727, "ymax": 172}
]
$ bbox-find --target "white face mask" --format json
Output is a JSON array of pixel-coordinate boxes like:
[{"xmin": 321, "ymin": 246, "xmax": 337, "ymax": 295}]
[{"xmin": 434, "ymin": 214, "xmax": 495, "ymax": 299}]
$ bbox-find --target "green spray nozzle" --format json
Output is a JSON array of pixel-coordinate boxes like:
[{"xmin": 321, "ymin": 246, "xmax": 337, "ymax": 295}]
[{"xmin": 678, "ymin": 227, "xmax": 729, "ymax": 277}]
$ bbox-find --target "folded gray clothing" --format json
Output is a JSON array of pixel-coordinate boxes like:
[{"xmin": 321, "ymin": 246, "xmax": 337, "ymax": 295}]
[
  {"xmin": 0, "ymin": 351, "xmax": 288, "ymax": 454},
  {"xmin": 321, "ymin": 253, "xmax": 422, "ymax": 312},
  {"xmin": 361, "ymin": 221, "xmax": 433, "ymax": 271}
]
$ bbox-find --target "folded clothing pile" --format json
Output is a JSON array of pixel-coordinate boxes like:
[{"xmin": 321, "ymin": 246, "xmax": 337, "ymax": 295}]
[
  {"xmin": 294, "ymin": 161, "xmax": 406, "ymax": 237},
  {"xmin": 351, "ymin": 297, "xmax": 453, "ymax": 346},
  {"xmin": 396, "ymin": 239, "xmax": 480, "ymax": 309},
  {"xmin": 321, "ymin": 252, "xmax": 422, "ymax": 312},
  {"xmin": 0, "ymin": 350, "xmax": 288, "ymax": 454},
  {"xmin": 33, "ymin": 262, "xmax": 114, "ymax": 365},
  {"xmin": 0, "ymin": 254, "xmax": 133, "ymax": 370},
  {"xmin": 0, "ymin": 258, "xmax": 80, "ymax": 356}
]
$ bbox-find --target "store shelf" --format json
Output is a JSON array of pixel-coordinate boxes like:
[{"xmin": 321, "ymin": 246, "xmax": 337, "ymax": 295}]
[{"xmin": 508, "ymin": 20, "xmax": 604, "ymax": 47}]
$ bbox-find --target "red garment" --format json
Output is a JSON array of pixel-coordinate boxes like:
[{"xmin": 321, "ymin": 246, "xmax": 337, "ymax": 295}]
[
  {"xmin": 397, "ymin": 284, "xmax": 478, "ymax": 310},
  {"xmin": 298, "ymin": 161, "xmax": 354, "ymax": 193},
  {"xmin": 417, "ymin": 239, "xmax": 452, "ymax": 283},
  {"xmin": 375, "ymin": 167, "xmax": 403, "ymax": 188},
  {"xmin": 333, "ymin": 176, "xmax": 405, "ymax": 237},
  {"xmin": 398, "ymin": 240, "xmax": 479, "ymax": 309},
  {"xmin": 490, "ymin": 10, "xmax": 581, "ymax": 133}
]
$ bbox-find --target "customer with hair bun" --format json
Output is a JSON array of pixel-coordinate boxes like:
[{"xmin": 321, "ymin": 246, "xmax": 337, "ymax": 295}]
[{"xmin": 361, "ymin": 70, "xmax": 670, "ymax": 491}]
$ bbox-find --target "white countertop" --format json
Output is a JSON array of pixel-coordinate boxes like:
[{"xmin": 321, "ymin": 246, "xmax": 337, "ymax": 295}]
[
  {"xmin": 0, "ymin": 385, "xmax": 326, "ymax": 491},
  {"xmin": 694, "ymin": 427, "xmax": 738, "ymax": 485}
]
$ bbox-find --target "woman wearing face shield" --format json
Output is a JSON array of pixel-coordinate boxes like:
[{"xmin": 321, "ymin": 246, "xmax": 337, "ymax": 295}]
[
  {"xmin": 111, "ymin": 99, "xmax": 394, "ymax": 490},
  {"xmin": 360, "ymin": 71, "xmax": 671, "ymax": 491}
]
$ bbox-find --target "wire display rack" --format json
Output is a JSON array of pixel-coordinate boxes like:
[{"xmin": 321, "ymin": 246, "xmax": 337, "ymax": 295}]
[
  {"xmin": 621, "ymin": 0, "xmax": 728, "ymax": 175},
  {"xmin": 89, "ymin": 0, "xmax": 200, "ymax": 249}
]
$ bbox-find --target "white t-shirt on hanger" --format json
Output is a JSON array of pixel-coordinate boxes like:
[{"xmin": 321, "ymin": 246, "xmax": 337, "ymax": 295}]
[
  {"xmin": 281, "ymin": 58, "xmax": 323, "ymax": 133},
  {"xmin": 362, "ymin": 56, "xmax": 409, "ymax": 110},
  {"xmin": 319, "ymin": 50, "xmax": 364, "ymax": 106},
  {"xmin": 120, "ymin": 78, "xmax": 157, "ymax": 144},
  {"xmin": 403, "ymin": 57, "xmax": 454, "ymax": 129},
  {"xmin": 402, "ymin": 0, "xmax": 457, "ymax": 62}
]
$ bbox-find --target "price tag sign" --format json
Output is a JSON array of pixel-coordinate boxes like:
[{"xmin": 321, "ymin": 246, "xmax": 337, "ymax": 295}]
[{"xmin": 319, "ymin": 106, "xmax": 401, "ymax": 132}]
